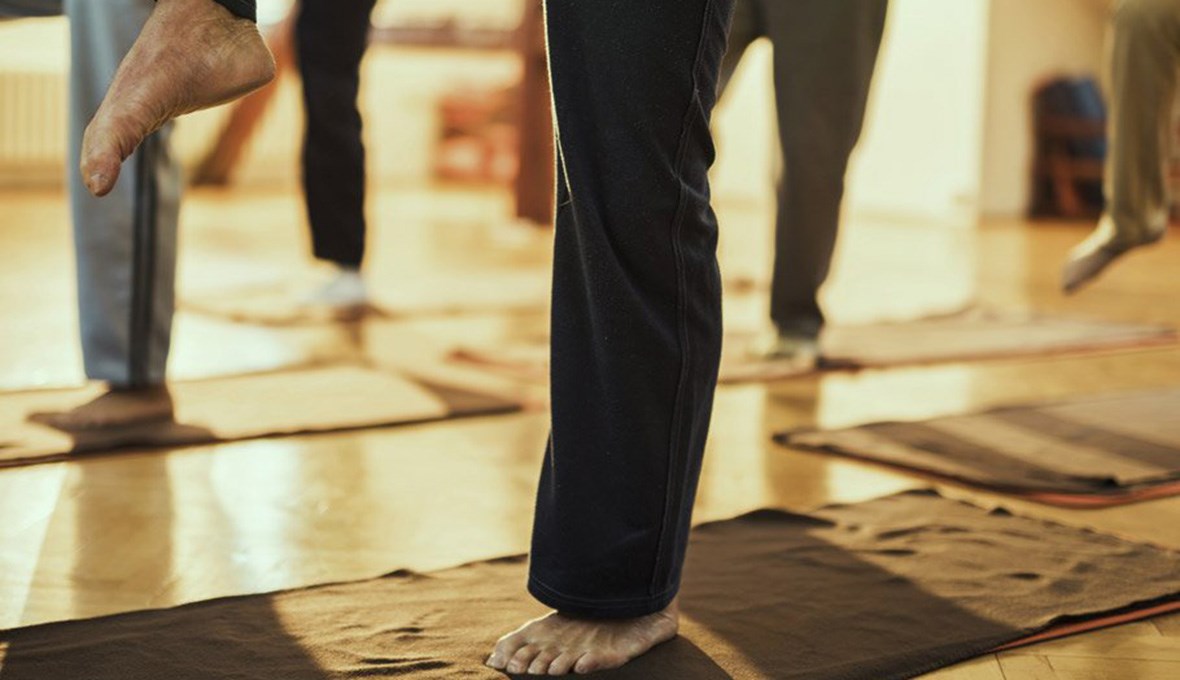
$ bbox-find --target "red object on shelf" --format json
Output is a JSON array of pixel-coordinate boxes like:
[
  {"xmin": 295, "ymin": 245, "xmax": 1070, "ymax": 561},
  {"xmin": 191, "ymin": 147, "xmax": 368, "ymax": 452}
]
[{"xmin": 435, "ymin": 86, "xmax": 520, "ymax": 185}]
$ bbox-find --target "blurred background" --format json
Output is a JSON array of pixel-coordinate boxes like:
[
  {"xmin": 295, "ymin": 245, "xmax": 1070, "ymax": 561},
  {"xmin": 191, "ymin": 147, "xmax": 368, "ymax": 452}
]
[
  {"xmin": 1, "ymin": 0, "xmax": 1164, "ymax": 386},
  {"xmin": 3, "ymin": 4, "xmax": 1180, "ymax": 676}
]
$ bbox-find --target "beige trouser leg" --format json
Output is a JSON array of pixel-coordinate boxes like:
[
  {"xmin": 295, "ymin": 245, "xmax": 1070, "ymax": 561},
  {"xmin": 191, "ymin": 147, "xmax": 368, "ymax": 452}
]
[
  {"xmin": 1063, "ymin": 0, "xmax": 1180, "ymax": 291},
  {"xmin": 1105, "ymin": 0, "xmax": 1180, "ymax": 244}
]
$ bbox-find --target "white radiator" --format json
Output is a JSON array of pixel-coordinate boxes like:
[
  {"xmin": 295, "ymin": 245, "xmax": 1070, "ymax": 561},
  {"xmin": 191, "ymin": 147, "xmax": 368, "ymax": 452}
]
[{"xmin": 0, "ymin": 68, "xmax": 68, "ymax": 187}]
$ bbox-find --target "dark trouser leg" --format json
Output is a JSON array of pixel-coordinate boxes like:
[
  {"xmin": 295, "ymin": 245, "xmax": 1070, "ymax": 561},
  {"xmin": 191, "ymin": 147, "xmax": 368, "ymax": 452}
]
[
  {"xmin": 717, "ymin": 0, "xmax": 764, "ymax": 94},
  {"xmin": 764, "ymin": 0, "xmax": 887, "ymax": 337},
  {"xmin": 528, "ymin": 0, "xmax": 733, "ymax": 619},
  {"xmin": 296, "ymin": 0, "xmax": 376, "ymax": 268},
  {"xmin": 212, "ymin": 0, "xmax": 254, "ymax": 22}
]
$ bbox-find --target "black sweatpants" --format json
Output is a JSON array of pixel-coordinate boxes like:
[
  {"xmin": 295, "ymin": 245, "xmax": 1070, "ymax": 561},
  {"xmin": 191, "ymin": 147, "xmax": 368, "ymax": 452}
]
[
  {"xmin": 296, "ymin": 0, "xmax": 376, "ymax": 268},
  {"xmin": 210, "ymin": 0, "xmax": 736, "ymax": 620},
  {"xmin": 528, "ymin": 0, "xmax": 734, "ymax": 619}
]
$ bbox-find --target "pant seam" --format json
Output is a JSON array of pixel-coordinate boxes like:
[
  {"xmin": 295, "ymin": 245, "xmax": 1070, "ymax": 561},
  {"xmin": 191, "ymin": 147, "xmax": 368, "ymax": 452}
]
[
  {"xmin": 649, "ymin": 0, "xmax": 718, "ymax": 598},
  {"xmin": 128, "ymin": 134, "xmax": 158, "ymax": 388}
]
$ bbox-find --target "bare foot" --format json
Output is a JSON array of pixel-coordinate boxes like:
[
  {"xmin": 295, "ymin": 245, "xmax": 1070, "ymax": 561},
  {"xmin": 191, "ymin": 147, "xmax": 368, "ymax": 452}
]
[
  {"xmin": 29, "ymin": 386, "xmax": 174, "ymax": 431},
  {"xmin": 81, "ymin": 0, "xmax": 275, "ymax": 196},
  {"xmin": 487, "ymin": 600, "xmax": 679, "ymax": 676}
]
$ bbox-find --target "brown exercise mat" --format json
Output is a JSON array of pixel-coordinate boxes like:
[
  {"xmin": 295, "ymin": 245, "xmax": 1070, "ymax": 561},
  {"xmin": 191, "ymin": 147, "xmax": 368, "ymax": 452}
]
[
  {"xmin": 0, "ymin": 365, "xmax": 520, "ymax": 468},
  {"xmin": 780, "ymin": 387, "xmax": 1180, "ymax": 507},
  {"xmin": 1, "ymin": 490, "xmax": 1177, "ymax": 679},
  {"xmin": 451, "ymin": 309, "xmax": 1178, "ymax": 386}
]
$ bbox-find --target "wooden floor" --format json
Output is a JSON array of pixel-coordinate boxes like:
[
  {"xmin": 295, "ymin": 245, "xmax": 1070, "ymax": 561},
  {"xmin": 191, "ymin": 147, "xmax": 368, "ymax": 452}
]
[{"xmin": 0, "ymin": 185, "xmax": 1178, "ymax": 678}]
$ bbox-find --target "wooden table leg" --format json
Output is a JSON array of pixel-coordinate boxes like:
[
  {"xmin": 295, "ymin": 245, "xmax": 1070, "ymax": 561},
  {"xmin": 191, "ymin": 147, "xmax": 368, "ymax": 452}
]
[
  {"xmin": 513, "ymin": 0, "xmax": 555, "ymax": 227},
  {"xmin": 191, "ymin": 9, "xmax": 298, "ymax": 187}
]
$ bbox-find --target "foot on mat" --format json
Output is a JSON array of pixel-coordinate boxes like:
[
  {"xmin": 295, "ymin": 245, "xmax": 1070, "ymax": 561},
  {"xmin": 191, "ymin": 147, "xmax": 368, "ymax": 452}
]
[
  {"xmin": 487, "ymin": 600, "xmax": 680, "ymax": 675},
  {"xmin": 29, "ymin": 386, "xmax": 175, "ymax": 431}
]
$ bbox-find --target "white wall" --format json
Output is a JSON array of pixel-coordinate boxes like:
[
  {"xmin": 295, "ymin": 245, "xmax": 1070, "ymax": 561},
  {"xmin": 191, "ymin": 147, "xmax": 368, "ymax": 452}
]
[
  {"xmin": 847, "ymin": 0, "xmax": 991, "ymax": 225},
  {"xmin": 712, "ymin": 0, "xmax": 992, "ymax": 227},
  {"xmin": 979, "ymin": 0, "xmax": 1108, "ymax": 217},
  {"xmin": 0, "ymin": 17, "xmax": 68, "ymax": 186}
]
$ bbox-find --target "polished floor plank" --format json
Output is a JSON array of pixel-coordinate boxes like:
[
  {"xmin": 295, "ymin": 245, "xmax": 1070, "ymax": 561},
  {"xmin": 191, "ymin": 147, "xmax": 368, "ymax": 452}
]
[
  {"xmin": 924, "ymin": 657, "xmax": 1006, "ymax": 680},
  {"xmin": 998, "ymin": 655, "xmax": 1064, "ymax": 680},
  {"xmin": 1033, "ymin": 657, "xmax": 1180, "ymax": 679}
]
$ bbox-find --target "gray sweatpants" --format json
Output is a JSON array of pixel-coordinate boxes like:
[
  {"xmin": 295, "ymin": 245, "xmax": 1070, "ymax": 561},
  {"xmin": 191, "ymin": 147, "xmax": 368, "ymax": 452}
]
[
  {"xmin": 719, "ymin": 0, "xmax": 887, "ymax": 338},
  {"xmin": 1, "ymin": 0, "xmax": 180, "ymax": 387}
]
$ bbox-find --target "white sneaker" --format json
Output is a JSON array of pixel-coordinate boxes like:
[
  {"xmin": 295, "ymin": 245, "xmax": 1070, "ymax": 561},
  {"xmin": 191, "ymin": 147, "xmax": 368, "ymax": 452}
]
[{"xmin": 298, "ymin": 267, "xmax": 369, "ymax": 317}]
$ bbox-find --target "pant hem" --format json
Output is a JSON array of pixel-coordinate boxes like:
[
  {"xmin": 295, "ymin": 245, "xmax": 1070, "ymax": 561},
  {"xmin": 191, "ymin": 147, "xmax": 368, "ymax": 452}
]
[
  {"xmin": 772, "ymin": 319, "xmax": 822, "ymax": 340},
  {"xmin": 312, "ymin": 252, "xmax": 364, "ymax": 269},
  {"xmin": 527, "ymin": 577, "xmax": 678, "ymax": 620}
]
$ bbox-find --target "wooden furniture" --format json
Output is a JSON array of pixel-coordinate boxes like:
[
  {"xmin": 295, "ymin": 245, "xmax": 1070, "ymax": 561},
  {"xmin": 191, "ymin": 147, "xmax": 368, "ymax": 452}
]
[
  {"xmin": 191, "ymin": 11, "xmax": 297, "ymax": 186},
  {"xmin": 193, "ymin": 2, "xmax": 555, "ymax": 227},
  {"xmin": 1029, "ymin": 82, "xmax": 1107, "ymax": 220},
  {"xmin": 512, "ymin": 0, "xmax": 554, "ymax": 226}
]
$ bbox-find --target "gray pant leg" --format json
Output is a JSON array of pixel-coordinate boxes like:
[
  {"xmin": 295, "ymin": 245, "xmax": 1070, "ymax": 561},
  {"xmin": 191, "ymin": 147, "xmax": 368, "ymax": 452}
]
[
  {"xmin": 762, "ymin": 0, "xmax": 887, "ymax": 337},
  {"xmin": 1105, "ymin": 0, "xmax": 1180, "ymax": 245},
  {"xmin": 66, "ymin": 0, "xmax": 180, "ymax": 388}
]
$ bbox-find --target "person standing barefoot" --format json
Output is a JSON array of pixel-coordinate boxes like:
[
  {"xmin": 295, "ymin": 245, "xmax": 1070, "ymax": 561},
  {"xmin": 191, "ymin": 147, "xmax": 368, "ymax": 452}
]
[
  {"xmin": 487, "ymin": 0, "xmax": 733, "ymax": 674},
  {"xmin": 3, "ymin": 0, "xmax": 186, "ymax": 430},
  {"xmin": 84, "ymin": 0, "xmax": 735, "ymax": 673},
  {"xmin": 35, "ymin": 0, "xmax": 271, "ymax": 430}
]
